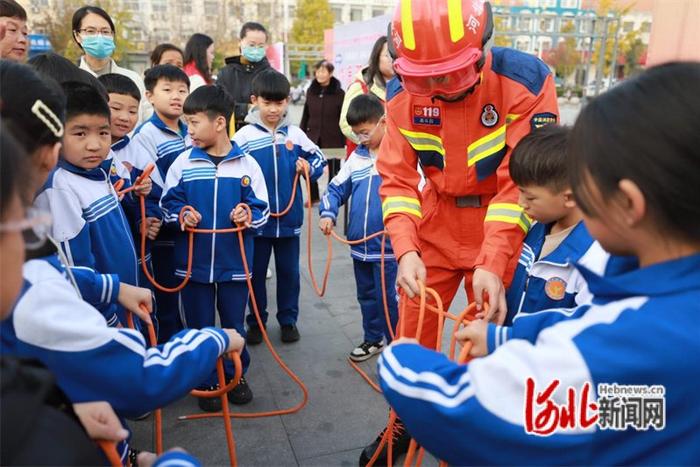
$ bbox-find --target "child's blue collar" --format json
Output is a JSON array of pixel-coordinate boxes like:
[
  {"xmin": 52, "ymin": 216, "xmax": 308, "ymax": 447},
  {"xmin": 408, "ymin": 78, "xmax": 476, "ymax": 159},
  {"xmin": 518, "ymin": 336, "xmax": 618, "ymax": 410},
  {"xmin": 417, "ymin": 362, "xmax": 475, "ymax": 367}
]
[
  {"xmin": 188, "ymin": 142, "xmax": 245, "ymax": 163},
  {"xmin": 57, "ymin": 158, "xmax": 108, "ymax": 181},
  {"xmin": 149, "ymin": 112, "xmax": 188, "ymax": 138},
  {"xmin": 111, "ymin": 136, "xmax": 130, "ymax": 151},
  {"xmin": 577, "ymin": 253, "xmax": 699, "ymax": 299},
  {"xmin": 354, "ymin": 144, "xmax": 371, "ymax": 158}
]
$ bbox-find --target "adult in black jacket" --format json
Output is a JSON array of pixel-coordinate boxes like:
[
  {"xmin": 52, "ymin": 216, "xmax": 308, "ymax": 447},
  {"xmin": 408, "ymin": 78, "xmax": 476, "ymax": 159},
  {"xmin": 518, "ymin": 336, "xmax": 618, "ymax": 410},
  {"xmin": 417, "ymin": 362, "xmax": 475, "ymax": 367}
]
[
  {"xmin": 300, "ymin": 60, "xmax": 346, "ymax": 201},
  {"xmin": 217, "ymin": 22, "xmax": 271, "ymax": 131}
]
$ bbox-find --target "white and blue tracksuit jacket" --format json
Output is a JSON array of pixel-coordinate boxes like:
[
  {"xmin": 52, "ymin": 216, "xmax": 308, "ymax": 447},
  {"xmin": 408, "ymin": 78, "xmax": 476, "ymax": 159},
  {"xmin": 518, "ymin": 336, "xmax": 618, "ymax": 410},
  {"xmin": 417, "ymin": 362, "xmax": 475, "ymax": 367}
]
[
  {"xmin": 378, "ymin": 253, "xmax": 700, "ymax": 464},
  {"xmin": 160, "ymin": 144, "xmax": 269, "ymax": 283},
  {"xmin": 319, "ymin": 145, "xmax": 394, "ymax": 262},
  {"xmin": 232, "ymin": 108, "xmax": 326, "ymax": 238},
  {"xmin": 34, "ymin": 160, "xmax": 139, "ymax": 293},
  {"xmin": 504, "ymin": 221, "xmax": 609, "ymax": 324},
  {"xmin": 0, "ymin": 259, "xmax": 231, "ymax": 460},
  {"xmin": 130, "ymin": 112, "xmax": 191, "ymax": 193},
  {"xmin": 42, "ymin": 253, "xmax": 122, "ymax": 326}
]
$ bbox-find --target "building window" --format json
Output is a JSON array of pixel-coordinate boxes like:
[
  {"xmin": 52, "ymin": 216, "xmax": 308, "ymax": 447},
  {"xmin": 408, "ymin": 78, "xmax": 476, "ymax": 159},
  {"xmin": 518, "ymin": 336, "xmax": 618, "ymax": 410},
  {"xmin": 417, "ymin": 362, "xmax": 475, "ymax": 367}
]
[
  {"xmin": 182, "ymin": 3, "xmax": 192, "ymax": 14},
  {"xmin": 540, "ymin": 17, "xmax": 554, "ymax": 32},
  {"xmin": 204, "ymin": 1, "xmax": 218, "ymax": 16},
  {"xmin": 540, "ymin": 0, "xmax": 556, "ymax": 8},
  {"xmin": 641, "ymin": 21, "xmax": 651, "ymax": 33},
  {"xmin": 350, "ymin": 8, "xmax": 363, "ymax": 22},
  {"xmin": 622, "ymin": 21, "xmax": 634, "ymax": 32},
  {"xmin": 152, "ymin": 1, "xmax": 167, "ymax": 14},
  {"xmin": 372, "ymin": 9, "xmax": 384, "ymax": 17},
  {"xmin": 332, "ymin": 7, "xmax": 342, "ymax": 23},
  {"xmin": 560, "ymin": 0, "xmax": 579, "ymax": 8},
  {"xmin": 519, "ymin": 16, "xmax": 532, "ymax": 32}
]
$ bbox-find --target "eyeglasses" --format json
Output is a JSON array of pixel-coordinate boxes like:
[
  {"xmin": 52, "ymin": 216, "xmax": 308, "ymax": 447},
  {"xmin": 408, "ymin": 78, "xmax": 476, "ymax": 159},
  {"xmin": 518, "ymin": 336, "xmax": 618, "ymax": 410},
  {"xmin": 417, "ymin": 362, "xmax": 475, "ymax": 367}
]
[
  {"xmin": 352, "ymin": 118, "xmax": 384, "ymax": 143},
  {"xmin": 78, "ymin": 28, "xmax": 114, "ymax": 37},
  {"xmin": 0, "ymin": 208, "xmax": 53, "ymax": 250}
]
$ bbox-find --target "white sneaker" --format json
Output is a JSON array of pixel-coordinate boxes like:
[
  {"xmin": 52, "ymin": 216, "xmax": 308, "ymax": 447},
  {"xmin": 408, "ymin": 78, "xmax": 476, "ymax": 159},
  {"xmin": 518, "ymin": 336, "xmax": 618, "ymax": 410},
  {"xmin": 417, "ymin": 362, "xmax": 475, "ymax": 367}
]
[
  {"xmin": 266, "ymin": 268, "xmax": 272, "ymax": 279},
  {"xmin": 349, "ymin": 341, "xmax": 384, "ymax": 362}
]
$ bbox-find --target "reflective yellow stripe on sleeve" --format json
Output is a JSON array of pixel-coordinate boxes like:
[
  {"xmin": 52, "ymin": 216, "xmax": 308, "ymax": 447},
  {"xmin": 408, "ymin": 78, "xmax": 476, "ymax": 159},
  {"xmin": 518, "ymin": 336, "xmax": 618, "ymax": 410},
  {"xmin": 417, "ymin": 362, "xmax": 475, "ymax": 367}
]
[
  {"xmin": 484, "ymin": 203, "xmax": 532, "ymax": 233},
  {"xmin": 467, "ymin": 124, "xmax": 507, "ymax": 166},
  {"xmin": 398, "ymin": 128, "xmax": 446, "ymax": 165},
  {"xmin": 382, "ymin": 196, "xmax": 422, "ymax": 221}
]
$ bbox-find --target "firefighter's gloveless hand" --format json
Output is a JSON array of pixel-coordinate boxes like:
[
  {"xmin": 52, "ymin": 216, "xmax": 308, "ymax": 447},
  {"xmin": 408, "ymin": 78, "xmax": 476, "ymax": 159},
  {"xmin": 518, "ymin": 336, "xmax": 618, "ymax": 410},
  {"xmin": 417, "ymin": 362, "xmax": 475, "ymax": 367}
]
[
  {"xmin": 472, "ymin": 268, "xmax": 507, "ymax": 325},
  {"xmin": 397, "ymin": 251, "xmax": 427, "ymax": 298}
]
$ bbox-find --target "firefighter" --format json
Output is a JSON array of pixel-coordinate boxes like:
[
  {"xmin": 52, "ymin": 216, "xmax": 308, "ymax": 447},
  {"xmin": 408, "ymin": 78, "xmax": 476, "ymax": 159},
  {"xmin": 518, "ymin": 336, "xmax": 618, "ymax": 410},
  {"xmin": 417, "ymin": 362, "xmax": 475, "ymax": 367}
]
[{"xmin": 360, "ymin": 0, "xmax": 559, "ymax": 463}]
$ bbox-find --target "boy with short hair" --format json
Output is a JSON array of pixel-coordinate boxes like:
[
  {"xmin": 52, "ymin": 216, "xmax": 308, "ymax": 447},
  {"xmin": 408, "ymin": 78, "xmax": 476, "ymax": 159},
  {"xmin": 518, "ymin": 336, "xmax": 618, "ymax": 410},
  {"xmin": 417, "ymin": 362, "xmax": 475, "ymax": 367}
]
[
  {"xmin": 233, "ymin": 69, "xmax": 326, "ymax": 344},
  {"xmin": 503, "ymin": 124, "xmax": 609, "ymax": 326},
  {"xmin": 130, "ymin": 64, "xmax": 192, "ymax": 341},
  {"xmin": 0, "ymin": 0, "xmax": 28, "ymax": 62},
  {"xmin": 98, "ymin": 73, "xmax": 162, "ymax": 275},
  {"xmin": 461, "ymin": 125, "xmax": 630, "ymax": 358},
  {"xmin": 34, "ymin": 82, "xmax": 148, "ymax": 326},
  {"xmin": 319, "ymin": 94, "xmax": 398, "ymax": 361},
  {"xmin": 162, "ymin": 84, "xmax": 269, "ymax": 411}
]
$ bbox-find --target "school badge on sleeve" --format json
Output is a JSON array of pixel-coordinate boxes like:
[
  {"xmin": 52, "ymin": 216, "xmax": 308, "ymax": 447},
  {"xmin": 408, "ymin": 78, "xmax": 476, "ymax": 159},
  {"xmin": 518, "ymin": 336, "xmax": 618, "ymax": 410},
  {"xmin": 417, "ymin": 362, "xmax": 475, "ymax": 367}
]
[
  {"xmin": 241, "ymin": 175, "xmax": 251, "ymax": 187},
  {"xmin": 545, "ymin": 277, "xmax": 567, "ymax": 300}
]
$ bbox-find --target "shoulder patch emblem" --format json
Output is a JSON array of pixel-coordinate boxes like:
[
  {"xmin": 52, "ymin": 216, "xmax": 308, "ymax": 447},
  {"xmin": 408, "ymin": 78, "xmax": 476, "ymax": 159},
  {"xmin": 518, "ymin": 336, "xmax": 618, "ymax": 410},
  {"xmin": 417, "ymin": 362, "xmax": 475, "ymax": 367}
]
[
  {"xmin": 285, "ymin": 139, "xmax": 295, "ymax": 151},
  {"xmin": 241, "ymin": 175, "xmax": 251, "ymax": 187},
  {"xmin": 530, "ymin": 112, "xmax": 557, "ymax": 131},
  {"xmin": 544, "ymin": 276, "xmax": 567, "ymax": 300},
  {"xmin": 481, "ymin": 104, "xmax": 499, "ymax": 127}
]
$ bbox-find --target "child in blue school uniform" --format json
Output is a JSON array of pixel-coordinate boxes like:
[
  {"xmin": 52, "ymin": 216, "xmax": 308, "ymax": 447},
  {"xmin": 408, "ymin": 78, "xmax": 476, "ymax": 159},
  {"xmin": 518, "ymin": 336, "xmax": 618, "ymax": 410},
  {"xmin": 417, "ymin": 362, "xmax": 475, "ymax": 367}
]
[
  {"xmin": 97, "ymin": 73, "xmax": 163, "ymax": 250},
  {"xmin": 161, "ymin": 85, "xmax": 269, "ymax": 412},
  {"xmin": 377, "ymin": 62, "xmax": 700, "ymax": 465},
  {"xmin": 233, "ymin": 69, "xmax": 326, "ymax": 344},
  {"xmin": 319, "ymin": 94, "xmax": 398, "ymax": 361},
  {"xmin": 129, "ymin": 65, "xmax": 192, "ymax": 342},
  {"xmin": 502, "ymin": 124, "xmax": 617, "ymax": 326},
  {"xmin": 34, "ymin": 82, "xmax": 147, "ymax": 327}
]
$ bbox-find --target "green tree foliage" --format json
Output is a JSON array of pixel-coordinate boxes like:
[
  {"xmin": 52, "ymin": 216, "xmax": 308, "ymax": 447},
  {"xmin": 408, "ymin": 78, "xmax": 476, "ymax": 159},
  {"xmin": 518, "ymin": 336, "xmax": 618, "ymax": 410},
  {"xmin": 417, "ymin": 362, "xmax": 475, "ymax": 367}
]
[
  {"xmin": 544, "ymin": 21, "xmax": 579, "ymax": 79},
  {"xmin": 591, "ymin": 0, "xmax": 635, "ymax": 76},
  {"xmin": 34, "ymin": 0, "xmax": 137, "ymax": 64},
  {"xmin": 290, "ymin": 0, "xmax": 334, "ymax": 46}
]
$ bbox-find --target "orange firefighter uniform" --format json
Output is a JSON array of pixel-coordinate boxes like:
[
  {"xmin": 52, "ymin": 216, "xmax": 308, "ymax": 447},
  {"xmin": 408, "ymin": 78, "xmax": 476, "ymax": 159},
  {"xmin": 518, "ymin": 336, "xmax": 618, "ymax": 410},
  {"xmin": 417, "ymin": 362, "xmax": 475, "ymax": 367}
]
[{"xmin": 378, "ymin": 48, "xmax": 559, "ymax": 348}]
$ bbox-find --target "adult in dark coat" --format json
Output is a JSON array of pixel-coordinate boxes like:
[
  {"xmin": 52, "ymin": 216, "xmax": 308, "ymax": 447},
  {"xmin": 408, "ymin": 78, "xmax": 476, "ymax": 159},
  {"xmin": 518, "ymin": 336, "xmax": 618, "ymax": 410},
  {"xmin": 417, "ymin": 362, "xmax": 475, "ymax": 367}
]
[
  {"xmin": 300, "ymin": 60, "xmax": 346, "ymax": 201},
  {"xmin": 217, "ymin": 22, "xmax": 271, "ymax": 131}
]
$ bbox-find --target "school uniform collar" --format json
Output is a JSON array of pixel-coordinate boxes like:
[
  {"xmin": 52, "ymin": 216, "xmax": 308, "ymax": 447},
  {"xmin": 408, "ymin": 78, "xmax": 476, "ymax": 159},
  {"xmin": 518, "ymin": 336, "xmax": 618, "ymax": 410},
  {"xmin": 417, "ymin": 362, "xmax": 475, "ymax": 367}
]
[
  {"xmin": 539, "ymin": 221, "xmax": 594, "ymax": 265},
  {"xmin": 111, "ymin": 136, "xmax": 130, "ymax": 151},
  {"xmin": 354, "ymin": 144, "xmax": 371, "ymax": 158},
  {"xmin": 149, "ymin": 112, "xmax": 188, "ymax": 138},
  {"xmin": 188, "ymin": 142, "xmax": 245, "ymax": 164},
  {"xmin": 577, "ymin": 253, "xmax": 700, "ymax": 300},
  {"xmin": 244, "ymin": 107, "xmax": 291, "ymax": 136},
  {"xmin": 57, "ymin": 158, "xmax": 108, "ymax": 181}
]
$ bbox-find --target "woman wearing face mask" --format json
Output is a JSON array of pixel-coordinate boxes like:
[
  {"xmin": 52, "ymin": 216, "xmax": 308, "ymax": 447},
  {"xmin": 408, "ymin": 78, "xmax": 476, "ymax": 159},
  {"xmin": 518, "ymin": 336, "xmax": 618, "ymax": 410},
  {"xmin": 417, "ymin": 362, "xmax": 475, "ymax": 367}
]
[
  {"xmin": 72, "ymin": 5, "xmax": 149, "ymax": 122},
  {"xmin": 183, "ymin": 33, "xmax": 215, "ymax": 91},
  {"xmin": 217, "ymin": 21, "xmax": 272, "ymax": 131}
]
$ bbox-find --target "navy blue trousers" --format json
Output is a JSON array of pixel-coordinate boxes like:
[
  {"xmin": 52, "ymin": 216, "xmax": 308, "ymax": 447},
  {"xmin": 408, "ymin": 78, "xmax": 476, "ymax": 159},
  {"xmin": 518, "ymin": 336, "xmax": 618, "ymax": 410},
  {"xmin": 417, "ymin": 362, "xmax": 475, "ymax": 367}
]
[
  {"xmin": 151, "ymin": 242, "xmax": 183, "ymax": 343},
  {"xmin": 179, "ymin": 280, "xmax": 250, "ymax": 388},
  {"xmin": 248, "ymin": 236, "xmax": 300, "ymax": 328},
  {"xmin": 353, "ymin": 259, "xmax": 399, "ymax": 343}
]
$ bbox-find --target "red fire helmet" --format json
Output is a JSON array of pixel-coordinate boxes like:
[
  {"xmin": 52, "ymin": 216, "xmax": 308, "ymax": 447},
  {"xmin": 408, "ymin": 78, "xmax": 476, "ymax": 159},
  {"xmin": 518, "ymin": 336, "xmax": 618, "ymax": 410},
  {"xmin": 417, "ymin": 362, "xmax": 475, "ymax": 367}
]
[{"xmin": 390, "ymin": 0, "xmax": 494, "ymax": 97}]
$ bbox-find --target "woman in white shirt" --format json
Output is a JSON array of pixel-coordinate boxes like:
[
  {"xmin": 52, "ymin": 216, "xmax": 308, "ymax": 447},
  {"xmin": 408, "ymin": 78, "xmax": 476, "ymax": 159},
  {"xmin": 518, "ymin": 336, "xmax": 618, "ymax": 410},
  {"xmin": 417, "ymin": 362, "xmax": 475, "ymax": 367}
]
[{"xmin": 71, "ymin": 5, "xmax": 149, "ymax": 122}]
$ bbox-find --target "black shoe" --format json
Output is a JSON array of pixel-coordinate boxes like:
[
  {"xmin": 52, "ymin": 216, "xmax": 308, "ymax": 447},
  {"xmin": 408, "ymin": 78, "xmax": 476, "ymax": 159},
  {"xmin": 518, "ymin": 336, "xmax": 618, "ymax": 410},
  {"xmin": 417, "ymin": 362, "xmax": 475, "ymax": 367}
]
[
  {"xmin": 247, "ymin": 325, "xmax": 264, "ymax": 345},
  {"xmin": 228, "ymin": 376, "xmax": 253, "ymax": 405},
  {"xmin": 359, "ymin": 419, "xmax": 411, "ymax": 466},
  {"xmin": 280, "ymin": 324, "xmax": 300, "ymax": 343},
  {"xmin": 196, "ymin": 385, "xmax": 222, "ymax": 412}
]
